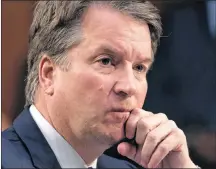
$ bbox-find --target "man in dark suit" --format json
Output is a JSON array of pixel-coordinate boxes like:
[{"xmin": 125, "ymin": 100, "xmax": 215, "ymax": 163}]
[{"xmin": 2, "ymin": 1, "xmax": 198, "ymax": 168}]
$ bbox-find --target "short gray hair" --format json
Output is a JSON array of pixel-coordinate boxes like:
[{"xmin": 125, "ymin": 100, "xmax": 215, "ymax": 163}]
[{"xmin": 25, "ymin": 0, "xmax": 162, "ymax": 106}]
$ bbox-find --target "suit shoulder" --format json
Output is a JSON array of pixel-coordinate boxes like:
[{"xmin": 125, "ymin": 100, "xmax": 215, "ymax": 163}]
[
  {"xmin": 2, "ymin": 126, "xmax": 20, "ymax": 140},
  {"xmin": 2, "ymin": 127, "xmax": 34, "ymax": 168}
]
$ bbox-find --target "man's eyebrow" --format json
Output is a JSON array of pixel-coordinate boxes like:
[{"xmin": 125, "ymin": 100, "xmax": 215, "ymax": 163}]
[
  {"xmin": 145, "ymin": 57, "xmax": 155, "ymax": 70},
  {"xmin": 95, "ymin": 44, "xmax": 125, "ymax": 58},
  {"xmin": 135, "ymin": 52, "xmax": 154, "ymax": 67},
  {"xmin": 139, "ymin": 57, "xmax": 154, "ymax": 63},
  {"xmin": 94, "ymin": 43, "xmax": 154, "ymax": 64}
]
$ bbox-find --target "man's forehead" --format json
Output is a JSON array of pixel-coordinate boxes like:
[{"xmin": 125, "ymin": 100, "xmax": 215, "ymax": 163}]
[
  {"xmin": 82, "ymin": 3, "xmax": 150, "ymax": 34},
  {"xmin": 82, "ymin": 5, "xmax": 152, "ymax": 59}
]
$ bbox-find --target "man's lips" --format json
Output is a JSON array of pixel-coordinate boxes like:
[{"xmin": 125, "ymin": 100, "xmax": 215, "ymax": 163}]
[
  {"xmin": 105, "ymin": 109, "xmax": 131, "ymax": 123},
  {"xmin": 109, "ymin": 108, "xmax": 133, "ymax": 113}
]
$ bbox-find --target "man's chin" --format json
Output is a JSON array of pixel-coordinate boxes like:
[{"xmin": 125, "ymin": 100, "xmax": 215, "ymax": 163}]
[
  {"xmin": 94, "ymin": 131, "xmax": 125, "ymax": 147},
  {"xmin": 104, "ymin": 130, "xmax": 126, "ymax": 146},
  {"xmin": 90, "ymin": 123, "xmax": 125, "ymax": 146}
]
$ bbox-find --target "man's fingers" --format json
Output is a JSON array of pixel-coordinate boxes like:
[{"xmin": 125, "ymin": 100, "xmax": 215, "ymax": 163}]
[
  {"xmin": 125, "ymin": 108, "xmax": 152, "ymax": 139},
  {"xmin": 135, "ymin": 113, "xmax": 168, "ymax": 145},
  {"xmin": 117, "ymin": 142, "xmax": 136, "ymax": 160},
  {"xmin": 147, "ymin": 130, "xmax": 184, "ymax": 168},
  {"xmin": 123, "ymin": 109, "xmax": 191, "ymax": 168},
  {"xmin": 140, "ymin": 120, "xmax": 177, "ymax": 166}
]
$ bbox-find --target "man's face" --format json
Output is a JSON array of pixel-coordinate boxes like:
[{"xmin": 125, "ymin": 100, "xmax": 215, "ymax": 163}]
[{"xmin": 52, "ymin": 6, "xmax": 152, "ymax": 146}]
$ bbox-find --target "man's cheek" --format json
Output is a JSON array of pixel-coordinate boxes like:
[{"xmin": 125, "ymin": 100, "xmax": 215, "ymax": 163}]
[{"xmin": 137, "ymin": 90, "xmax": 147, "ymax": 108}]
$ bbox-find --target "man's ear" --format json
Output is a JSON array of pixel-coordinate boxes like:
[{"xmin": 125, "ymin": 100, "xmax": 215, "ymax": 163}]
[{"xmin": 38, "ymin": 55, "xmax": 55, "ymax": 95}]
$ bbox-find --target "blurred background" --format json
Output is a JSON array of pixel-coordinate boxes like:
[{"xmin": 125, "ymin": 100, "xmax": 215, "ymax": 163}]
[{"xmin": 2, "ymin": 1, "xmax": 216, "ymax": 168}]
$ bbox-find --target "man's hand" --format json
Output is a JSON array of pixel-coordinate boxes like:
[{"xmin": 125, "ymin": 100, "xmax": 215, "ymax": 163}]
[{"xmin": 117, "ymin": 108, "xmax": 197, "ymax": 168}]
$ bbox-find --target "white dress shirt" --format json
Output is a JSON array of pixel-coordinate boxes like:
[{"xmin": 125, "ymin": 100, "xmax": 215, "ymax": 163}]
[{"xmin": 30, "ymin": 105, "xmax": 97, "ymax": 168}]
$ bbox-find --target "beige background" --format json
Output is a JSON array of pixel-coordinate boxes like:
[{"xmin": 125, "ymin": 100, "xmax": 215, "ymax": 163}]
[{"xmin": 2, "ymin": 1, "xmax": 34, "ymax": 130}]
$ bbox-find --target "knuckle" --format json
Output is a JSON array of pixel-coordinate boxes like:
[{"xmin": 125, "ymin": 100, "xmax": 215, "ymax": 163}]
[
  {"xmin": 137, "ymin": 118, "xmax": 150, "ymax": 130},
  {"xmin": 145, "ymin": 110, "xmax": 154, "ymax": 116},
  {"xmin": 131, "ymin": 108, "xmax": 141, "ymax": 115},
  {"xmin": 168, "ymin": 120, "xmax": 177, "ymax": 127},
  {"xmin": 173, "ymin": 128, "xmax": 186, "ymax": 141},
  {"xmin": 158, "ymin": 144, "xmax": 168, "ymax": 154},
  {"xmin": 158, "ymin": 113, "xmax": 168, "ymax": 120},
  {"xmin": 147, "ymin": 133, "xmax": 158, "ymax": 143},
  {"xmin": 178, "ymin": 128, "xmax": 185, "ymax": 137}
]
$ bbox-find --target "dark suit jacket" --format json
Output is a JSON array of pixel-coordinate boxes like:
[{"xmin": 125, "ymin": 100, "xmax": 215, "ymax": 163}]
[{"xmin": 2, "ymin": 108, "xmax": 138, "ymax": 168}]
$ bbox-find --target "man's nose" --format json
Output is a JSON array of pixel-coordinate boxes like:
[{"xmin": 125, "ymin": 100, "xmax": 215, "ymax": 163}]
[{"xmin": 113, "ymin": 69, "xmax": 137, "ymax": 98}]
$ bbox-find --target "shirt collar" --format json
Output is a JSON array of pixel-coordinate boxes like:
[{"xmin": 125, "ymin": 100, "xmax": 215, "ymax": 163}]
[{"xmin": 30, "ymin": 105, "xmax": 97, "ymax": 168}]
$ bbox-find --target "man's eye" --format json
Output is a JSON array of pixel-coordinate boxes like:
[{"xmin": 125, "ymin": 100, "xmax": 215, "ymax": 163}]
[
  {"xmin": 100, "ymin": 58, "xmax": 112, "ymax": 66},
  {"xmin": 134, "ymin": 64, "xmax": 146, "ymax": 72}
]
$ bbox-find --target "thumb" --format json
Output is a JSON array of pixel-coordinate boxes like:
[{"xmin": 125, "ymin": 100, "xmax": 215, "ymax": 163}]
[{"xmin": 117, "ymin": 142, "xmax": 137, "ymax": 160}]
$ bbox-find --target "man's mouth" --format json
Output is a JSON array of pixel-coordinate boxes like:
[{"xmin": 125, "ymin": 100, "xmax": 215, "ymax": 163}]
[
  {"xmin": 109, "ymin": 107, "xmax": 133, "ymax": 113},
  {"xmin": 105, "ymin": 108, "xmax": 131, "ymax": 123}
]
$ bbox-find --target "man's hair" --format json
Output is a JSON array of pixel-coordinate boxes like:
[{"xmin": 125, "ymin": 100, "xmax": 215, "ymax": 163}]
[{"xmin": 25, "ymin": 0, "xmax": 162, "ymax": 106}]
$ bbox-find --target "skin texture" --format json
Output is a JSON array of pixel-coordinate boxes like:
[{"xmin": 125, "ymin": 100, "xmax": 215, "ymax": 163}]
[{"xmin": 35, "ymin": 5, "xmax": 196, "ymax": 168}]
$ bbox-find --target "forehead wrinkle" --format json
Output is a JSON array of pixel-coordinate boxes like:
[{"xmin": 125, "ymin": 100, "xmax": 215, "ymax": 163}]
[
  {"xmin": 108, "ymin": 29, "xmax": 152, "ymax": 62},
  {"xmin": 113, "ymin": 39, "xmax": 152, "ymax": 63}
]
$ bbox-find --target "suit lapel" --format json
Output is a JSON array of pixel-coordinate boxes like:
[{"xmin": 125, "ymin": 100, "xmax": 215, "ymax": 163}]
[{"xmin": 13, "ymin": 107, "xmax": 61, "ymax": 169}]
